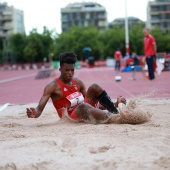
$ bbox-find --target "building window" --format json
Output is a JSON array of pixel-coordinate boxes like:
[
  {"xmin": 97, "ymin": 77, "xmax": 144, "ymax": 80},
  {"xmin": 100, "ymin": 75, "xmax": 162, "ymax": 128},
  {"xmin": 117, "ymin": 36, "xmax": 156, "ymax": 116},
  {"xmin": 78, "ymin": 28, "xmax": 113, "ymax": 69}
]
[
  {"xmin": 98, "ymin": 20, "xmax": 105, "ymax": 27},
  {"xmin": 160, "ymin": 5, "xmax": 166, "ymax": 11},
  {"xmin": 62, "ymin": 13, "xmax": 69, "ymax": 20},
  {"xmin": 86, "ymin": 13, "xmax": 90, "ymax": 19},
  {"xmin": 151, "ymin": 6, "xmax": 159, "ymax": 12},
  {"xmin": 151, "ymin": 14, "xmax": 160, "ymax": 20},
  {"xmin": 81, "ymin": 12, "xmax": 85, "ymax": 20}
]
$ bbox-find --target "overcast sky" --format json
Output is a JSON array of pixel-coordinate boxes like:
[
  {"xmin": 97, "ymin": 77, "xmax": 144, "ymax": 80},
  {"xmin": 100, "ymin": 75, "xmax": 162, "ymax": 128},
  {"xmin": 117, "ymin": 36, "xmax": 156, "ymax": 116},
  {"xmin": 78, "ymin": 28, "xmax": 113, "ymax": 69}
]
[{"xmin": 2, "ymin": 0, "xmax": 151, "ymax": 34}]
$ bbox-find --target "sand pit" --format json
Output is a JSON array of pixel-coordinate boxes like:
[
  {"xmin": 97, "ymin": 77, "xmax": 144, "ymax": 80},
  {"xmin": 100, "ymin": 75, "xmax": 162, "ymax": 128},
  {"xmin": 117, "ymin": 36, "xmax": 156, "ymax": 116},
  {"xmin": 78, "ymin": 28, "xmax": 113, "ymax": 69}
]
[{"xmin": 0, "ymin": 98, "xmax": 170, "ymax": 170}]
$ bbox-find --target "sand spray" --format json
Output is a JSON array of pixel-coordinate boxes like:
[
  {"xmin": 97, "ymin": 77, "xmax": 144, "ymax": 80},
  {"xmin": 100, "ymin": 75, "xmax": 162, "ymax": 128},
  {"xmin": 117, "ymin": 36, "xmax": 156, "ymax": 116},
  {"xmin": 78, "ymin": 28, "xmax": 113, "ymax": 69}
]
[{"xmin": 60, "ymin": 87, "xmax": 160, "ymax": 124}]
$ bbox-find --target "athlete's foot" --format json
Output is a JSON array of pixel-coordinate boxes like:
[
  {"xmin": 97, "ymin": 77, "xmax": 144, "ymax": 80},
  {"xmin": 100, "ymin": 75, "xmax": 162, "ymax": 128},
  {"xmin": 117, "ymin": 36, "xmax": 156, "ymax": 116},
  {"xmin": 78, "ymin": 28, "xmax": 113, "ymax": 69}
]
[
  {"xmin": 111, "ymin": 107, "xmax": 119, "ymax": 114},
  {"xmin": 115, "ymin": 96, "xmax": 126, "ymax": 107},
  {"xmin": 118, "ymin": 103, "xmax": 129, "ymax": 115},
  {"xmin": 106, "ymin": 111, "xmax": 119, "ymax": 116},
  {"xmin": 129, "ymin": 77, "xmax": 136, "ymax": 81}
]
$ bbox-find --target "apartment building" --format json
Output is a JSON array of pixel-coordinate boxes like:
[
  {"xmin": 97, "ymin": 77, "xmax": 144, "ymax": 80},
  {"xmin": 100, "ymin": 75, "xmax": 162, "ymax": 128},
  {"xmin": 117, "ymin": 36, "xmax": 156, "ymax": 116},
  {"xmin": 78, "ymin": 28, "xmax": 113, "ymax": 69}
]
[
  {"xmin": 147, "ymin": 0, "xmax": 170, "ymax": 33},
  {"xmin": 109, "ymin": 17, "xmax": 145, "ymax": 29},
  {"xmin": 0, "ymin": 2, "xmax": 25, "ymax": 63},
  {"xmin": 61, "ymin": 2, "xmax": 107, "ymax": 32},
  {"xmin": 0, "ymin": 2, "xmax": 25, "ymax": 37}
]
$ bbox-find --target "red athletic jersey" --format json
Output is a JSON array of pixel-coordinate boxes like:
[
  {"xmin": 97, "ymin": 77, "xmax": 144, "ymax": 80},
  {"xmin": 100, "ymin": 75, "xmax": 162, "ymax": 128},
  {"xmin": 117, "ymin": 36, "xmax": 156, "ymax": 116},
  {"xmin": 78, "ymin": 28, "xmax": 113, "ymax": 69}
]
[
  {"xmin": 114, "ymin": 51, "xmax": 122, "ymax": 61},
  {"xmin": 52, "ymin": 78, "xmax": 84, "ymax": 118},
  {"xmin": 144, "ymin": 34, "xmax": 156, "ymax": 57}
]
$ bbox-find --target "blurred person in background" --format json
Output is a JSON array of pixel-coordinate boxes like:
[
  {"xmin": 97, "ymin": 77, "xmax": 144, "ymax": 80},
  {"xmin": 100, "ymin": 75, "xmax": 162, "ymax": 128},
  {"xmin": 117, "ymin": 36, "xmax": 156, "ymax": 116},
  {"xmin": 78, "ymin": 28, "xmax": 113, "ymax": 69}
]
[
  {"xmin": 143, "ymin": 28, "xmax": 157, "ymax": 80},
  {"xmin": 114, "ymin": 49, "xmax": 122, "ymax": 73},
  {"xmin": 130, "ymin": 52, "xmax": 145, "ymax": 80}
]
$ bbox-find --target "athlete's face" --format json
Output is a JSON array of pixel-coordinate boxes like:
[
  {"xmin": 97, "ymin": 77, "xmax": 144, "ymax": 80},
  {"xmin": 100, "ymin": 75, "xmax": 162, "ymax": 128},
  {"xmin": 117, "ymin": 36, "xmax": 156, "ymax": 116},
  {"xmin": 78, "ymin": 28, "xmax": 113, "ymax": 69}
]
[
  {"xmin": 143, "ymin": 30, "xmax": 149, "ymax": 37},
  {"xmin": 60, "ymin": 63, "xmax": 75, "ymax": 82}
]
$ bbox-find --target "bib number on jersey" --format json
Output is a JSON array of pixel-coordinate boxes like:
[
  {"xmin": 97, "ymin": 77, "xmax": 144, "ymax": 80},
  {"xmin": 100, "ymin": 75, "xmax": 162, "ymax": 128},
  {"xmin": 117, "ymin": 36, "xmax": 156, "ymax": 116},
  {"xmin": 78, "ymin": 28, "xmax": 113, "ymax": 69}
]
[{"xmin": 66, "ymin": 92, "xmax": 84, "ymax": 112}]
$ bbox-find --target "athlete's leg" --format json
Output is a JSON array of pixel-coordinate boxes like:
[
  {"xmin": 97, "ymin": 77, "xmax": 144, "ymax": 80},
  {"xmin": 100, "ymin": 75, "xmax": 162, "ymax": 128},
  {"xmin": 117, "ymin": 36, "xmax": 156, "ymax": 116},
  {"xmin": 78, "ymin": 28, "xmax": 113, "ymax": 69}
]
[
  {"xmin": 115, "ymin": 61, "xmax": 117, "ymax": 71},
  {"xmin": 75, "ymin": 102, "xmax": 109, "ymax": 121},
  {"xmin": 118, "ymin": 60, "xmax": 121, "ymax": 71},
  {"xmin": 86, "ymin": 83, "xmax": 119, "ymax": 114},
  {"xmin": 146, "ymin": 56, "xmax": 155, "ymax": 80},
  {"xmin": 131, "ymin": 65, "xmax": 135, "ymax": 80}
]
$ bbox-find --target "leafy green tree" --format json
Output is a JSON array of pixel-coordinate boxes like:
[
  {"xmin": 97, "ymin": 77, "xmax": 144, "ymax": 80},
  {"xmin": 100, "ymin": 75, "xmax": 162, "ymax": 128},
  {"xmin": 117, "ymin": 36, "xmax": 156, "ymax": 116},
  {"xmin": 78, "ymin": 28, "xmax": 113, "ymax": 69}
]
[
  {"xmin": 10, "ymin": 33, "xmax": 27, "ymax": 63},
  {"xmin": 54, "ymin": 26, "xmax": 103, "ymax": 60},
  {"xmin": 151, "ymin": 26, "xmax": 166, "ymax": 53},
  {"xmin": 100, "ymin": 26, "xmax": 125, "ymax": 58},
  {"xmin": 41, "ymin": 27, "xmax": 55, "ymax": 59},
  {"xmin": 164, "ymin": 33, "xmax": 170, "ymax": 53},
  {"xmin": 23, "ymin": 43, "xmax": 37, "ymax": 62},
  {"xmin": 2, "ymin": 24, "xmax": 170, "ymax": 64},
  {"xmin": 0, "ymin": 37, "xmax": 3, "ymax": 63},
  {"xmin": 23, "ymin": 29, "xmax": 44, "ymax": 62},
  {"xmin": 129, "ymin": 25, "xmax": 144, "ymax": 55}
]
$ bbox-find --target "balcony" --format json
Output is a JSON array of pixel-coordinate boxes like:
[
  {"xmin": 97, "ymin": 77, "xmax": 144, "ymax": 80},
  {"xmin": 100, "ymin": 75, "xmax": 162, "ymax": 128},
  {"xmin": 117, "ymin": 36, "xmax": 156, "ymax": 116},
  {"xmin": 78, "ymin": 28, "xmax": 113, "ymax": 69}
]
[
  {"xmin": 0, "ymin": 15, "xmax": 12, "ymax": 21},
  {"xmin": 3, "ymin": 15, "xmax": 12, "ymax": 21},
  {"xmin": 0, "ymin": 25, "xmax": 13, "ymax": 31}
]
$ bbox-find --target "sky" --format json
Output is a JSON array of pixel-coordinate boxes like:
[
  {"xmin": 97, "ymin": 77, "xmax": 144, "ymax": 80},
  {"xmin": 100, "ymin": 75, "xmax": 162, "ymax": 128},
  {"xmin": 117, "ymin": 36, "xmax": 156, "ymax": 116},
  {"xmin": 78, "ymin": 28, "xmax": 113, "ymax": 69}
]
[{"xmin": 1, "ymin": 0, "xmax": 151, "ymax": 35}]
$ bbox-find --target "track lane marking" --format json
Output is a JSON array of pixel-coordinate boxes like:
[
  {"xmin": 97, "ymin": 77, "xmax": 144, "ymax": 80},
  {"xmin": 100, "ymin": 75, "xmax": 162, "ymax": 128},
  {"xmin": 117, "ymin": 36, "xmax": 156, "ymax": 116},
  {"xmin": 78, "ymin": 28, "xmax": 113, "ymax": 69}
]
[{"xmin": 0, "ymin": 74, "xmax": 36, "ymax": 84}]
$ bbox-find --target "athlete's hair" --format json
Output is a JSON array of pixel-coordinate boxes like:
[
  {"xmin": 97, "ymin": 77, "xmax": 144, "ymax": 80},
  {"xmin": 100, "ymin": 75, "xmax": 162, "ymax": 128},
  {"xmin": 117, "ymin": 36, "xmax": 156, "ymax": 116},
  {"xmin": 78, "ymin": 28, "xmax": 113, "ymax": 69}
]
[
  {"xmin": 59, "ymin": 52, "xmax": 77, "ymax": 67},
  {"xmin": 143, "ymin": 27, "xmax": 149, "ymax": 32}
]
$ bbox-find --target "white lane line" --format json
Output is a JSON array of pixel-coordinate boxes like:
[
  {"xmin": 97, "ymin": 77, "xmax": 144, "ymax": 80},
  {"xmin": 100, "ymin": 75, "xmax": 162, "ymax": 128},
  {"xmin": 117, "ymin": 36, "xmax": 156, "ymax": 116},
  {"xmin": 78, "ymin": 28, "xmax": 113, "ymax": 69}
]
[
  {"xmin": 0, "ymin": 73, "xmax": 36, "ymax": 84},
  {"xmin": 113, "ymin": 82, "xmax": 135, "ymax": 98},
  {"xmin": 0, "ymin": 103, "xmax": 10, "ymax": 112},
  {"xmin": 75, "ymin": 68, "xmax": 135, "ymax": 98},
  {"xmin": 76, "ymin": 67, "xmax": 113, "ymax": 72}
]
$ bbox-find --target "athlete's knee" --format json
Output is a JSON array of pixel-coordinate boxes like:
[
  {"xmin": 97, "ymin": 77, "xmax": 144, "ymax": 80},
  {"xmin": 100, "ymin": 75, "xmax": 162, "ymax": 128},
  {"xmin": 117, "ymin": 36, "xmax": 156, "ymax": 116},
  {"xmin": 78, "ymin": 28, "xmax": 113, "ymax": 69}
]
[
  {"xmin": 88, "ymin": 83, "xmax": 103, "ymax": 92},
  {"xmin": 75, "ymin": 103, "xmax": 91, "ymax": 118}
]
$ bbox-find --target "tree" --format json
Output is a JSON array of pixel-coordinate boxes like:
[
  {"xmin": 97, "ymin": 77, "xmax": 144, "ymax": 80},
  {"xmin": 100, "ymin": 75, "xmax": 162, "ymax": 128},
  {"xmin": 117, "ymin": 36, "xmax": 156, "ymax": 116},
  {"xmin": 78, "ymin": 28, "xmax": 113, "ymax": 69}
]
[
  {"xmin": 100, "ymin": 26, "xmax": 125, "ymax": 58},
  {"xmin": 164, "ymin": 33, "xmax": 170, "ymax": 53},
  {"xmin": 41, "ymin": 26, "xmax": 55, "ymax": 60},
  {"xmin": 54, "ymin": 26, "xmax": 103, "ymax": 60},
  {"xmin": 129, "ymin": 25, "xmax": 144, "ymax": 55},
  {"xmin": 10, "ymin": 33, "xmax": 27, "ymax": 63},
  {"xmin": 151, "ymin": 26, "xmax": 166, "ymax": 53},
  {"xmin": 2, "ymin": 24, "xmax": 170, "ymax": 64},
  {"xmin": 24, "ymin": 29, "xmax": 45, "ymax": 62},
  {"xmin": 0, "ymin": 37, "xmax": 3, "ymax": 63}
]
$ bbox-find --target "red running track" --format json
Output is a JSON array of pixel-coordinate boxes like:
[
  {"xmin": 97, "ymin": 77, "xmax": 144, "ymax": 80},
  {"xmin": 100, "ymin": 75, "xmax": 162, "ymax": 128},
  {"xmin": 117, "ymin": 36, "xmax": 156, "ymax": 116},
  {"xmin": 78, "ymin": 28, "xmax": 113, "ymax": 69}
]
[{"xmin": 0, "ymin": 67, "xmax": 170, "ymax": 105}]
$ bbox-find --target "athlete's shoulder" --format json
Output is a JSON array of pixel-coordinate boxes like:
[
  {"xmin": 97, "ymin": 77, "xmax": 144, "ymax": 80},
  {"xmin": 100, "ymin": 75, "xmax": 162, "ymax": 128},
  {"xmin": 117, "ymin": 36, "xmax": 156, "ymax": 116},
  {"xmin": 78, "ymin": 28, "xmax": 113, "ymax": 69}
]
[
  {"xmin": 73, "ymin": 77, "xmax": 83, "ymax": 82},
  {"xmin": 149, "ymin": 34, "xmax": 155, "ymax": 39},
  {"xmin": 45, "ymin": 79, "xmax": 59, "ymax": 90},
  {"xmin": 73, "ymin": 77, "xmax": 85, "ymax": 86}
]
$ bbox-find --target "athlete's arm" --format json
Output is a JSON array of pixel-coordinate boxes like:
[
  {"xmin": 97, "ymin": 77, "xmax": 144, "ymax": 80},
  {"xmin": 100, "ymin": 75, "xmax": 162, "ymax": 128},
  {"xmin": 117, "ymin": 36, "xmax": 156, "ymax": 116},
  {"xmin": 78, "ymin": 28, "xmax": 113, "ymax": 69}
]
[
  {"xmin": 26, "ymin": 82, "xmax": 56, "ymax": 118},
  {"xmin": 153, "ymin": 43, "xmax": 157, "ymax": 56},
  {"xmin": 74, "ymin": 78, "xmax": 86, "ymax": 97},
  {"xmin": 151, "ymin": 36, "xmax": 157, "ymax": 56}
]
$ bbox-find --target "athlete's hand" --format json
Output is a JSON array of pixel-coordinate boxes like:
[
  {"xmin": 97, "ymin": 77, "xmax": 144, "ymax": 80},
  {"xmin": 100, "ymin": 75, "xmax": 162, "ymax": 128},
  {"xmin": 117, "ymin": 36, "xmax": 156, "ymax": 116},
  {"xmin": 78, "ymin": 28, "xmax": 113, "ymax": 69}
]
[
  {"xmin": 26, "ymin": 108, "xmax": 37, "ymax": 118},
  {"xmin": 115, "ymin": 96, "xmax": 126, "ymax": 107},
  {"xmin": 118, "ymin": 96, "xmax": 126, "ymax": 105}
]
